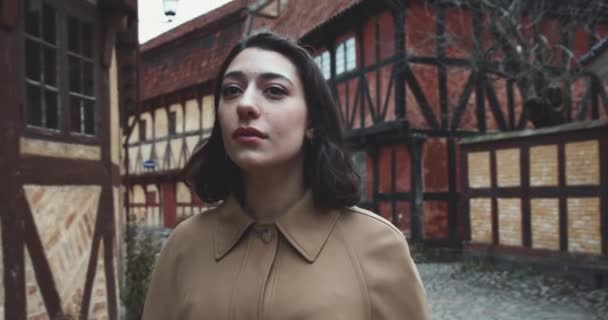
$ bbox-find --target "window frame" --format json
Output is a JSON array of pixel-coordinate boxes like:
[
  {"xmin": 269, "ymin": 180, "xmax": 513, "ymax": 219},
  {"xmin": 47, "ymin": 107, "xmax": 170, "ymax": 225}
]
[
  {"xmin": 21, "ymin": 0, "xmax": 100, "ymax": 145},
  {"xmin": 335, "ymin": 36, "xmax": 357, "ymax": 77},
  {"xmin": 313, "ymin": 50, "xmax": 331, "ymax": 80}
]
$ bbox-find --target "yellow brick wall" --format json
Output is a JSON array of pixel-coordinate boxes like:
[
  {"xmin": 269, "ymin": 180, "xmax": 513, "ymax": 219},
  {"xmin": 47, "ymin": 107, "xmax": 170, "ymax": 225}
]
[
  {"xmin": 468, "ymin": 152, "xmax": 491, "ymax": 188},
  {"xmin": 531, "ymin": 198, "xmax": 559, "ymax": 250},
  {"xmin": 496, "ymin": 148, "xmax": 520, "ymax": 187},
  {"xmin": 565, "ymin": 140, "xmax": 599, "ymax": 186},
  {"xmin": 530, "ymin": 145, "xmax": 558, "ymax": 187},
  {"xmin": 567, "ymin": 197, "xmax": 601, "ymax": 254},
  {"xmin": 470, "ymin": 198, "xmax": 492, "ymax": 243},
  {"xmin": 202, "ymin": 95, "xmax": 215, "ymax": 131},
  {"xmin": 498, "ymin": 198, "xmax": 522, "ymax": 246}
]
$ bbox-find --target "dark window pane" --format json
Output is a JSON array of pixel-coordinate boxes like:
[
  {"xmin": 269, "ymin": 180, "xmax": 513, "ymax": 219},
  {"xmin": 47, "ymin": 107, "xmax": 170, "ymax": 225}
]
[
  {"xmin": 25, "ymin": 0, "xmax": 41, "ymax": 37},
  {"xmin": 43, "ymin": 46, "xmax": 56, "ymax": 86},
  {"xmin": 68, "ymin": 17, "xmax": 80, "ymax": 54},
  {"xmin": 69, "ymin": 56, "xmax": 81, "ymax": 93},
  {"xmin": 26, "ymin": 40, "xmax": 41, "ymax": 81},
  {"xmin": 70, "ymin": 97, "xmax": 82, "ymax": 132},
  {"xmin": 168, "ymin": 111, "xmax": 176, "ymax": 135},
  {"xmin": 82, "ymin": 23, "xmax": 93, "ymax": 58},
  {"xmin": 42, "ymin": 3, "xmax": 56, "ymax": 44},
  {"xmin": 45, "ymin": 90, "xmax": 58, "ymax": 129},
  {"xmin": 83, "ymin": 62, "xmax": 94, "ymax": 96},
  {"xmin": 26, "ymin": 84, "xmax": 42, "ymax": 126},
  {"xmin": 139, "ymin": 119, "xmax": 146, "ymax": 141},
  {"xmin": 83, "ymin": 99, "xmax": 95, "ymax": 135}
]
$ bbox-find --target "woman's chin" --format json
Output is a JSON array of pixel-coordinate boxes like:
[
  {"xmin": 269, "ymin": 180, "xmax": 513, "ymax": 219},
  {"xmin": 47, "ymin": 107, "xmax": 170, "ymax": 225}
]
[{"xmin": 229, "ymin": 155, "xmax": 270, "ymax": 171}]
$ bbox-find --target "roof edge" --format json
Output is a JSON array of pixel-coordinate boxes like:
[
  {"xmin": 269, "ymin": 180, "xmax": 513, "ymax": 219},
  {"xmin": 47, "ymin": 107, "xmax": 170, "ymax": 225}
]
[{"xmin": 140, "ymin": 0, "xmax": 248, "ymax": 53}]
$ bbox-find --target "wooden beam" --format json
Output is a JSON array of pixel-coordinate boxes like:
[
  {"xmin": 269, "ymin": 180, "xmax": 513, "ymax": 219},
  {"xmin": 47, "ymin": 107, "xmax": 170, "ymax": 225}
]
[
  {"xmin": 102, "ymin": 12, "xmax": 125, "ymax": 68},
  {"xmin": 507, "ymin": 80, "xmax": 516, "ymax": 129},
  {"xmin": 104, "ymin": 226, "xmax": 118, "ymax": 319},
  {"xmin": 0, "ymin": 0, "xmax": 18, "ymax": 30},
  {"xmin": 484, "ymin": 76, "xmax": 508, "ymax": 131},
  {"xmin": 392, "ymin": 6, "xmax": 406, "ymax": 119},
  {"xmin": 23, "ymin": 200, "xmax": 63, "ymax": 318},
  {"xmin": 403, "ymin": 67, "xmax": 440, "ymax": 129},
  {"xmin": 19, "ymin": 157, "xmax": 110, "ymax": 185},
  {"xmin": 0, "ymin": 8, "xmax": 26, "ymax": 318},
  {"xmin": 436, "ymin": 3, "xmax": 448, "ymax": 129},
  {"xmin": 558, "ymin": 142, "xmax": 568, "ymax": 251},
  {"xmin": 521, "ymin": 146, "xmax": 531, "ymax": 248},
  {"xmin": 600, "ymin": 135, "xmax": 608, "ymax": 255},
  {"xmin": 490, "ymin": 150, "xmax": 498, "ymax": 245},
  {"xmin": 447, "ymin": 138, "xmax": 458, "ymax": 242},
  {"xmin": 450, "ymin": 72, "xmax": 476, "ymax": 131},
  {"xmin": 409, "ymin": 134, "xmax": 426, "ymax": 243}
]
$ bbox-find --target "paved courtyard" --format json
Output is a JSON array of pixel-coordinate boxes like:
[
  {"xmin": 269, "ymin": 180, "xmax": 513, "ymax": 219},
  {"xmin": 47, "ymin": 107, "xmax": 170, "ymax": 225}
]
[{"xmin": 419, "ymin": 262, "xmax": 608, "ymax": 320}]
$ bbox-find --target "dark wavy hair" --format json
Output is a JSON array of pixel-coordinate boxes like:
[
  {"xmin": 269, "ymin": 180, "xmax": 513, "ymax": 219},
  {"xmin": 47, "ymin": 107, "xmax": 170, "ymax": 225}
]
[{"xmin": 183, "ymin": 32, "xmax": 360, "ymax": 209}]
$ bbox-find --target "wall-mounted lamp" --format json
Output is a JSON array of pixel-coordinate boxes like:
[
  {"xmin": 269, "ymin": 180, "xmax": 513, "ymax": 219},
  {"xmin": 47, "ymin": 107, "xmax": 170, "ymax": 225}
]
[{"xmin": 163, "ymin": 0, "xmax": 179, "ymax": 22}]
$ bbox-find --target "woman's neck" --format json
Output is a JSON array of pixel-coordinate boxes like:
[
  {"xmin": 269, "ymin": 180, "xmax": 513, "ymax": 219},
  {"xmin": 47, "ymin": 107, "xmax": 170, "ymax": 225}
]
[{"xmin": 242, "ymin": 157, "xmax": 306, "ymax": 223}]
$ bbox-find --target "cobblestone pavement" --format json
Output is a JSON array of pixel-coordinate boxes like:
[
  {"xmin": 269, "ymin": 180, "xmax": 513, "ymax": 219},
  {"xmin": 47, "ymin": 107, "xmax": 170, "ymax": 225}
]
[{"xmin": 418, "ymin": 262, "xmax": 608, "ymax": 320}]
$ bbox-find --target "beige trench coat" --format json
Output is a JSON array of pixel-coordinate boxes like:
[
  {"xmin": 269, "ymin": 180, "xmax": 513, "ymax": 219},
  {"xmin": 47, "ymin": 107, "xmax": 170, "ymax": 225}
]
[{"xmin": 142, "ymin": 191, "xmax": 429, "ymax": 319}]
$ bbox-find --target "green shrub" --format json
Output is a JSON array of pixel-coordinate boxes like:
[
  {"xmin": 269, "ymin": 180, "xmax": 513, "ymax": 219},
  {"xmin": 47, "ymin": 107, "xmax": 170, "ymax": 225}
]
[{"xmin": 122, "ymin": 225, "xmax": 161, "ymax": 320}]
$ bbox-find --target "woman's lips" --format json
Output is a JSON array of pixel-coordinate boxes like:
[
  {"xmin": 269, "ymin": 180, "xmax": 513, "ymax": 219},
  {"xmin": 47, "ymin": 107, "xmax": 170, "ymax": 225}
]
[{"xmin": 232, "ymin": 127, "xmax": 267, "ymax": 145}]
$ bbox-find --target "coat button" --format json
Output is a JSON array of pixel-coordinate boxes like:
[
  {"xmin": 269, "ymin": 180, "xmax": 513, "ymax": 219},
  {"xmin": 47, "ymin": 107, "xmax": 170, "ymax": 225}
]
[
  {"xmin": 261, "ymin": 229, "xmax": 273, "ymax": 243},
  {"xmin": 254, "ymin": 224, "xmax": 274, "ymax": 243}
]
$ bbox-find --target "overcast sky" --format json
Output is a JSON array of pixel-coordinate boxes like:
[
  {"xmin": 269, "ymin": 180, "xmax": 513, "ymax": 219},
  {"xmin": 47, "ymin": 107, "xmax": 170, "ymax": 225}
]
[{"xmin": 138, "ymin": 0, "xmax": 233, "ymax": 44}]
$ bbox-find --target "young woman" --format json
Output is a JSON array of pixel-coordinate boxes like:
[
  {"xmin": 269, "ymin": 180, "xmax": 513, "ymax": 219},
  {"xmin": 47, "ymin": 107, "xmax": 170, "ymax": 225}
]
[{"xmin": 142, "ymin": 32, "xmax": 428, "ymax": 320}]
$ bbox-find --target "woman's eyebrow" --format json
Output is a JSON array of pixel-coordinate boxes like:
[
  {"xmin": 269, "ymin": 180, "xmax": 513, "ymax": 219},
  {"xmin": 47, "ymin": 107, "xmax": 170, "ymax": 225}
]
[{"xmin": 223, "ymin": 70, "xmax": 294, "ymax": 86}]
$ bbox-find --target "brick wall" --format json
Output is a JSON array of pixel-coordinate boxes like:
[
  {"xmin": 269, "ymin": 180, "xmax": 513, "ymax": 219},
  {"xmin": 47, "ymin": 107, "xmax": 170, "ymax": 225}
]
[
  {"xmin": 530, "ymin": 198, "xmax": 559, "ymax": 250},
  {"xmin": 20, "ymin": 185, "xmax": 110, "ymax": 319},
  {"xmin": 496, "ymin": 149, "xmax": 520, "ymax": 187},
  {"xmin": 568, "ymin": 197, "xmax": 602, "ymax": 254},
  {"xmin": 565, "ymin": 140, "xmax": 599, "ymax": 185},
  {"xmin": 498, "ymin": 198, "xmax": 522, "ymax": 246},
  {"xmin": 470, "ymin": 198, "xmax": 492, "ymax": 243},
  {"xmin": 530, "ymin": 145, "xmax": 558, "ymax": 186},
  {"xmin": 462, "ymin": 121, "xmax": 606, "ymax": 258},
  {"xmin": 468, "ymin": 152, "xmax": 491, "ymax": 188}
]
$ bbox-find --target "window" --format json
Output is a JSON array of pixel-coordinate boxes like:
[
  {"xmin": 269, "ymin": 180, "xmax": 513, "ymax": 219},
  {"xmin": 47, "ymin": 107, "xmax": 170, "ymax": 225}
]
[
  {"xmin": 139, "ymin": 119, "xmax": 147, "ymax": 141},
  {"xmin": 314, "ymin": 50, "xmax": 330, "ymax": 79},
  {"xmin": 335, "ymin": 37, "xmax": 356, "ymax": 76},
  {"xmin": 23, "ymin": 0, "xmax": 96, "ymax": 137},
  {"xmin": 68, "ymin": 16, "xmax": 95, "ymax": 135},
  {"xmin": 168, "ymin": 111, "xmax": 177, "ymax": 135},
  {"xmin": 25, "ymin": 0, "xmax": 59, "ymax": 130}
]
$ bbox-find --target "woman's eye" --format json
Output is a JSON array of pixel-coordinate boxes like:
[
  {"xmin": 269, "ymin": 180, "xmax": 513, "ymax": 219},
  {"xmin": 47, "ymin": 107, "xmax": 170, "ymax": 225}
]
[
  {"xmin": 221, "ymin": 85, "xmax": 241, "ymax": 98},
  {"xmin": 265, "ymin": 86, "xmax": 287, "ymax": 98}
]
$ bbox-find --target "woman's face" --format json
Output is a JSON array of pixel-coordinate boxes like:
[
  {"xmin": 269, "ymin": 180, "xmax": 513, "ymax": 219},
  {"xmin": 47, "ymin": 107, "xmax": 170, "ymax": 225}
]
[{"xmin": 218, "ymin": 48, "xmax": 309, "ymax": 172}]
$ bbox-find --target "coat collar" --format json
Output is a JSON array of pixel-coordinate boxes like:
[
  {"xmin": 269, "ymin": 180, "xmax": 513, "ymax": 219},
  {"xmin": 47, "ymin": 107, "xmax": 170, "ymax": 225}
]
[{"xmin": 213, "ymin": 191, "xmax": 341, "ymax": 263}]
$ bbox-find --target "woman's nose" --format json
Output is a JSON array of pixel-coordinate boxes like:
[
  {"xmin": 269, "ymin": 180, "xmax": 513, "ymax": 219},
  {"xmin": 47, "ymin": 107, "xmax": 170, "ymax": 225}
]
[{"xmin": 236, "ymin": 90, "xmax": 261, "ymax": 120}]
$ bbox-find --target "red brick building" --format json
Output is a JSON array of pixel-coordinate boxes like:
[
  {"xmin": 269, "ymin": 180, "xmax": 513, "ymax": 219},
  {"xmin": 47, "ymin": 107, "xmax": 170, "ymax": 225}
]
[{"xmin": 130, "ymin": 0, "xmax": 607, "ymax": 252}]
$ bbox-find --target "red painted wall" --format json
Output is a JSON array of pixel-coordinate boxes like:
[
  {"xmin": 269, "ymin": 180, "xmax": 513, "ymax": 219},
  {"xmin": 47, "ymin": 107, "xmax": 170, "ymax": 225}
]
[{"xmin": 330, "ymin": 2, "xmax": 608, "ymax": 242}]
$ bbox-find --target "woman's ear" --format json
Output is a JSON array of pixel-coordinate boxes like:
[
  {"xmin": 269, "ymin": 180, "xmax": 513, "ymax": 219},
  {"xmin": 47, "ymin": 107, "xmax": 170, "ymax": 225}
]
[{"xmin": 305, "ymin": 128, "xmax": 315, "ymax": 140}]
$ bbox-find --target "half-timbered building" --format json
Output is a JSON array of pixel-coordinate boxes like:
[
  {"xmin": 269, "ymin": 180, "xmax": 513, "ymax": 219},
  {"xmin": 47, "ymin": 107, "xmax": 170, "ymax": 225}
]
[
  {"xmin": 0, "ymin": 0, "xmax": 138, "ymax": 318},
  {"xmin": 134, "ymin": 0, "xmax": 608, "ymax": 275}
]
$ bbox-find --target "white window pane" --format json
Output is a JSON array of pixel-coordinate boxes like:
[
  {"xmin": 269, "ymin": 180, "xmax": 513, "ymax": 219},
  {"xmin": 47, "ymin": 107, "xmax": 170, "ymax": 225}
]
[
  {"xmin": 346, "ymin": 37, "xmax": 355, "ymax": 50},
  {"xmin": 322, "ymin": 51, "xmax": 330, "ymax": 66},
  {"xmin": 346, "ymin": 50, "xmax": 356, "ymax": 71},
  {"xmin": 345, "ymin": 37, "xmax": 356, "ymax": 71},
  {"xmin": 316, "ymin": 59, "xmax": 323, "ymax": 71},
  {"xmin": 336, "ymin": 43, "xmax": 345, "ymax": 75}
]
